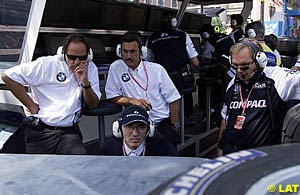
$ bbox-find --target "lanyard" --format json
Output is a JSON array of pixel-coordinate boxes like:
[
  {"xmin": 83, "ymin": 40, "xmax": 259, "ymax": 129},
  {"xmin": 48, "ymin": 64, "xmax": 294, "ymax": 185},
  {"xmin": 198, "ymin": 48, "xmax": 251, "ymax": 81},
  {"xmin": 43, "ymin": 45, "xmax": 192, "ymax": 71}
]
[
  {"xmin": 239, "ymin": 84, "xmax": 254, "ymax": 115},
  {"xmin": 128, "ymin": 61, "xmax": 148, "ymax": 96},
  {"xmin": 122, "ymin": 143, "xmax": 146, "ymax": 156}
]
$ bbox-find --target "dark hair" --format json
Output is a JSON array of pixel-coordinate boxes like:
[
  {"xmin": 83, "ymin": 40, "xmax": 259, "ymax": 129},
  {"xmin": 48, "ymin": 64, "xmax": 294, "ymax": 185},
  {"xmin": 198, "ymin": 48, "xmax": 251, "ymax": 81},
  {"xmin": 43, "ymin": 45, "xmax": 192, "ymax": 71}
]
[
  {"xmin": 231, "ymin": 14, "xmax": 244, "ymax": 26},
  {"xmin": 245, "ymin": 21, "xmax": 265, "ymax": 38},
  {"xmin": 121, "ymin": 31, "xmax": 143, "ymax": 50},
  {"xmin": 62, "ymin": 34, "xmax": 90, "ymax": 54},
  {"xmin": 264, "ymin": 34, "xmax": 278, "ymax": 51},
  {"xmin": 199, "ymin": 23, "xmax": 214, "ymax": 35}
]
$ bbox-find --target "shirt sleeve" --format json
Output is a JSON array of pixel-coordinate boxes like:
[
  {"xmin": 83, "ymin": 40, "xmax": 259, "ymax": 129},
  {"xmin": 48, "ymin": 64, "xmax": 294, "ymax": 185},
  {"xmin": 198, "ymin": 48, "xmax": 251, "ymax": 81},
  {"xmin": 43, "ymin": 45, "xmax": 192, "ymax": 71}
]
[
  {"xmin": 4, "ymin": 58, "xmax": 46, "ymax": 86},
  {"xmin": 264, "ymin": 67, "xmax": 300, "ymax": 101},
  {"xmin": 159, "ymin": 66, "xmax": 181, "ymax": 103},
  {"xmin": 105, "ymin": 62, "xmax": 123, "ymax": 99},
  {"xmin": 88, "ymin": 61, "xmax": 101, "ymax": 100},
  {"xmin": 185, "ymin": 33, "xmax": 198, "ymax": 59}
]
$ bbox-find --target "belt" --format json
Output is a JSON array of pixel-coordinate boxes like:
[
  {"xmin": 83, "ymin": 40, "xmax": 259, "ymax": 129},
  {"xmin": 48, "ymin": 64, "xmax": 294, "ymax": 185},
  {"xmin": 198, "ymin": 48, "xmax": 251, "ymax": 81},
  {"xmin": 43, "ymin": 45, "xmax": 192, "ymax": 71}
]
[
  {"xmin": 42, "ymin": 123, "xmax": 78, "ymax": 131},
  {"xmin": 155, "ymin": 118, "xmax": 171, "ymax": 128}
]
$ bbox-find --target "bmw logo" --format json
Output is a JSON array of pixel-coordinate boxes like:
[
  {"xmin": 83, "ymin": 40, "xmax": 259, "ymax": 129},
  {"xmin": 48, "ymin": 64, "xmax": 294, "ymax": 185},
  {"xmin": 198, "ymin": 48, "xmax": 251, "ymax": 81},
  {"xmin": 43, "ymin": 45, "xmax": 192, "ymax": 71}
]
[
  {"xmin": 56, "ymin": 72, "xmax": 67, "ymax": 82},
  {"xmin": 121, "ymin": 73, "xmax": 130, "ymax": 82}
]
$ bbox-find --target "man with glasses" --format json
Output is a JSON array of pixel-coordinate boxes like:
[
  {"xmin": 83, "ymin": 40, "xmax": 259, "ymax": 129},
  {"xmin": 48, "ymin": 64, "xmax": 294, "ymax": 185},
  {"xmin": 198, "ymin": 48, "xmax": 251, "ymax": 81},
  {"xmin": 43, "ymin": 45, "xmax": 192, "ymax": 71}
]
[
  {"xmin": 217, "ymin": 38, "xmax": 300, "ymax": 155},
  {"xmin": 1, "ymin": 34, "xmax": 101, "ymax": 154},
  {"xmin": 101, "ymin": 106, "xmax": 178, "ymax": 156},
  {"xmin": 105, "ymin": 31, "xmax": 181, "ymax": 147}
]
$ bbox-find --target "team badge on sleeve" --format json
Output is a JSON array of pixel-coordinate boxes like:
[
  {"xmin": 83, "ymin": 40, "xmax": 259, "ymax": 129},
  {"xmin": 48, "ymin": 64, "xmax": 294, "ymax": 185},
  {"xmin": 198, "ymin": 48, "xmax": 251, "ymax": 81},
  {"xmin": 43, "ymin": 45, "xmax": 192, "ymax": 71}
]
[
  {"xmin": 56, "ymin": 72, "xmax": 67, "ymax": 82},
  {"xmin": 121, "ymin": 73, "xmax": 130, "ymax": 82}
]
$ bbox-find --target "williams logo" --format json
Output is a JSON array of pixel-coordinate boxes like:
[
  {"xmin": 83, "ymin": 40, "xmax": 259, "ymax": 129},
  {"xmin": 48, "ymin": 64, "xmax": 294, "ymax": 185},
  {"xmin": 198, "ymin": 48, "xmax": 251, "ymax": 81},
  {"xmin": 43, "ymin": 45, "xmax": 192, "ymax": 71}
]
[{"xmin": 233, "ymin": 84, "xmax": 239, "ymax": 94}]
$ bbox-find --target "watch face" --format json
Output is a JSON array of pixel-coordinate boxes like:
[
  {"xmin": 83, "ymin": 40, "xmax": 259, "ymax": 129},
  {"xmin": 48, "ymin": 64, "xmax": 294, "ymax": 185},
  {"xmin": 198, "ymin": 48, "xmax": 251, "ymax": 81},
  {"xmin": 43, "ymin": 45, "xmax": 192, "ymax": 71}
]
[{"xmin": 172, "ymin": 123, "xmax": 180, "ymax": 128}]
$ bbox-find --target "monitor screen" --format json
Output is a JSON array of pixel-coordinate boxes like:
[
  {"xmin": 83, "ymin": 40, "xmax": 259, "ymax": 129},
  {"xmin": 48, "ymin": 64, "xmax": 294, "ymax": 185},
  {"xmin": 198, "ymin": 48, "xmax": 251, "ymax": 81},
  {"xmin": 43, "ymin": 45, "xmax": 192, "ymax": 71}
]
[
  {"xmin": 102, "ymin": 2, "xmax": 146, "ymax": 30},
  {"xmin": 42, "ymin": 0, "xmax": 75, "ymax": 27},
  {"xmin": 179, "ymin": 12, "xmax": 204, "ymax": 33}
]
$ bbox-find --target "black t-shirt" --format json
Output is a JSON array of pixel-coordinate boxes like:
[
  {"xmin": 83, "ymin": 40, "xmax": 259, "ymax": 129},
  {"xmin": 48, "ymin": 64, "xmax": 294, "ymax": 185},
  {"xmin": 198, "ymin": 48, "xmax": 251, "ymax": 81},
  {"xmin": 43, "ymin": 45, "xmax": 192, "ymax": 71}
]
[
  {"xmin": 101, "ymin": 134, "xmax": 179, "ymax": 156},
  {"xmin": 147, "ymin": 28, "xmax": 189, "ymax": 72},
  {"xmin": 210, "ymin": 33, "xmax": 234, "ymax": 58}
]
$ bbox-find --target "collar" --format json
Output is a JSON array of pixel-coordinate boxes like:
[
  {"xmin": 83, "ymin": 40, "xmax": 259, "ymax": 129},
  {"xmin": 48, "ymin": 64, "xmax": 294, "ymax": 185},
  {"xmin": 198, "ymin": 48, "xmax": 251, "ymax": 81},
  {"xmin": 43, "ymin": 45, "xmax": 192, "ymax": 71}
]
[
  {"xmin": 127, "ymin": 60, "xmax": 143, "ymax": 72},
  {"xmin": 123, "ymin": 140, "xmax": 145, "ymax": 156}
]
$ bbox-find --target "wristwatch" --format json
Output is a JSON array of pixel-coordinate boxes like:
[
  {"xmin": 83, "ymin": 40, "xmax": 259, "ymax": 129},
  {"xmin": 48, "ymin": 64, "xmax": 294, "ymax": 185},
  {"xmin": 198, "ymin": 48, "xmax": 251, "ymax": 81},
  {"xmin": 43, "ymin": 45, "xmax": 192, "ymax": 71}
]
[
  {"xmin": 81, "ymin": 82, "xmax": 91, "ymax": 89},
  {"xmin": 171, "ymin": 122, "xmax": 180, "ymax": 130}
]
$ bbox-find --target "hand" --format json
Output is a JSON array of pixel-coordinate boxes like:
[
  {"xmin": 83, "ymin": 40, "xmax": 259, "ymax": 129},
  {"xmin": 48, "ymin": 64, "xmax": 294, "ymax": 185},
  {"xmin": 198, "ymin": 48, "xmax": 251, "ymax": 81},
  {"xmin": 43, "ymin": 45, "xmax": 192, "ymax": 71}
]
[
  {"xmin": 27, "ymin": 102, "xmax": 40, "ymax": 114},
  {"xmin": 170, "ymin": 122, "xmax": 180, "ymax": 133},
  {"xmin": 217, "ymin": 147, "xmax": 223, "ymax": 157},
  {"xmin": 290, "ymin": 66, "xmax": 300, "ymax": 71},
  {"xmin": 74, "ymin": 61, "xmax": 88, "ymax": 82},
  {"xmin": 129, "ymin": 98, "xmax": 152, "ymax": 110}
]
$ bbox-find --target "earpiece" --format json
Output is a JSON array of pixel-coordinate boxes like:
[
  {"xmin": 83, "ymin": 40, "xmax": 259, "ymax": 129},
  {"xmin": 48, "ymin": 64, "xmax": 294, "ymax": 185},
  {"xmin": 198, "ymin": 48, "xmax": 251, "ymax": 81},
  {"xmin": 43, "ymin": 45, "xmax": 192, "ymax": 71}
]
[
  {"xmin": 256, "ymin": 51, "xmax": 268, "ymax": 68},
  {"xmin": 247, "ymin": 29, "xmax": 256, "ymax": 38},
  {"xmin": 56, "ymin": 46, "xmax": 93, "ymax": 61},
  {"xmin": 112, "ymin": 118, "xmax": 155, "ymax": 138},
  {"xmin": 115, "ymin": 44, "xmax": 148, "ymax": 59}
]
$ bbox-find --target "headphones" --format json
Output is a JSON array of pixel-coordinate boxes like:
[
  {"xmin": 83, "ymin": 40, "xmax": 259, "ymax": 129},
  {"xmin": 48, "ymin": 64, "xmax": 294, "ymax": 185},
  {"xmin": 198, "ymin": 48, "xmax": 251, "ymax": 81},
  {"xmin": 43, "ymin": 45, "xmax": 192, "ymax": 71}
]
[
  {"xmin": 112, "ymin": 117, "xmax": 155, "ymax": 138},
  {"xmin": 116, "ymin": 32, "xmax": 148, "ymax": 59},
  {"xmin": 56, "ymin": 46, "xmax": 93, "ymax": 62},
  {"xmin": 247, "ymin": 29, "xmax": 256, "ymax": 38},
  {"xmin": 115, "ymin": 44, "xmax": 148, "ymax": 59},
  {"xmin": 229, "ymin": 39, "xmax": 268, "ymax": 68}
]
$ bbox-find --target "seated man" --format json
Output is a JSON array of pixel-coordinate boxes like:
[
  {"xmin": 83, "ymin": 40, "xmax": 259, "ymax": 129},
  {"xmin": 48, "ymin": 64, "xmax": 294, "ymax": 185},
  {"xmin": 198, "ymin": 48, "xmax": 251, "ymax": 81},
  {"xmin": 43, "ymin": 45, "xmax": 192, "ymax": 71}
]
[{"xmin": 101, "ymin": 106, "xmax": 178, "ymax": 156}]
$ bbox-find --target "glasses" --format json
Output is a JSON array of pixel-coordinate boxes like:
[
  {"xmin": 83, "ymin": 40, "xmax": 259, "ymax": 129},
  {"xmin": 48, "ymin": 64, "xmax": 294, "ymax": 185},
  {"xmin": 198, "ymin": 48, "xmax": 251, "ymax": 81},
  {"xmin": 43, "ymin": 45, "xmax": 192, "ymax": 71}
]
[
  {"xmin": 124, "ymin": 123, "xmax": 147, "ymax": 133},
  {"xmin": 66, "ymin": 54, "xmax": 87, "ymax": 61},
  {"xmin": 231, "ymin": 60, "xmax": 255, "ymax": 71}
]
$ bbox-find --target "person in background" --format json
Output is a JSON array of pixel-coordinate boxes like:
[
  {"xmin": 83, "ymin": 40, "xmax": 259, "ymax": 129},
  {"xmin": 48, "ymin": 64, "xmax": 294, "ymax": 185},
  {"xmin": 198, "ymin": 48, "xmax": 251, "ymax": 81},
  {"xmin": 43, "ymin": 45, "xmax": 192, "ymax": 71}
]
[
  {"xmin": 146, "ymin": 12, "xmax": 199, "ymax": 127},
  {"xmin": 199, "ymin": 24, "xmax": 216, "ymax": 64},
  {"xmin": 101, "ymin": 106, "xmax": 178, "ymax": 156},
  {"xmin": 245, "ymin": 21, "xmax": 281, "ymax": 67},
  {"xmin": 264, "ymin": 34, "xmax": 282, "ymax": 66},
  {"xmin": 229, "ymin": 14, "xmax": 245, "ymax": 43},
  {"xmin": 217, "ymin": 38, "xmax": 300, "ymax": 156},
  {"xmin": 105, "ymin": 31, "xmax": 181, "ymax": 147},
  {"xmin": 1, "ymin": 34, "xmax": 101, "ymax": 154}
]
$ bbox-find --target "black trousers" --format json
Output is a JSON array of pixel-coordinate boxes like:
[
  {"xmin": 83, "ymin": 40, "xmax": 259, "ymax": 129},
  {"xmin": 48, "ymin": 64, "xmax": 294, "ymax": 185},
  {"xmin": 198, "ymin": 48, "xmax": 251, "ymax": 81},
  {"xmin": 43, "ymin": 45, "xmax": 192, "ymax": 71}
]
[
  {"xmin": 184, "ymin": 93, "xmax": 193, "ymax": 116},
  {"xmin": 156, "ymin": 118, "xmax": 178, "ymax": 147},
  {"xmin": 24, "ymin": 125, "xmax": 87, "ymax": 154}
]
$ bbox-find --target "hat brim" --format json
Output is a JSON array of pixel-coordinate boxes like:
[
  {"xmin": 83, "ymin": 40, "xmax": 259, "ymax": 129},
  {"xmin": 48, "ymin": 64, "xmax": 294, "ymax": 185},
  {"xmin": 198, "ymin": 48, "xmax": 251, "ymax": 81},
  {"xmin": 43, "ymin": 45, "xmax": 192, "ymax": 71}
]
[{"xmin": 121, "ymin": 119, "xmax": 149, "ymax": 126}]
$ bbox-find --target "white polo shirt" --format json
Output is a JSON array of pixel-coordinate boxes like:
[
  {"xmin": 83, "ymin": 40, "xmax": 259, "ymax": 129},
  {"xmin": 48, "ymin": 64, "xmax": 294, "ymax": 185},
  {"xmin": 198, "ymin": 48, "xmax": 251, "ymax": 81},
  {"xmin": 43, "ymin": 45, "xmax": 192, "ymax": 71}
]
[
  {"xmin": 105, "ymin": 60, "xmax": 181, "ymax": 123},
  {"xmin": 4, "ymin": 55, "xmax": 101, "ymax": 127}
]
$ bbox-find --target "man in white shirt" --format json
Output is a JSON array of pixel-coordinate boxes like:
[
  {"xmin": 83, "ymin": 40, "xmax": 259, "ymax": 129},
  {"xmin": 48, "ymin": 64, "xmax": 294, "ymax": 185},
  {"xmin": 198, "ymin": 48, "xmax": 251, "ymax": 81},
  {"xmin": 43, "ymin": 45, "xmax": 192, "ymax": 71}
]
[
  {"xmin": 1, "ymin": 34, "xmax": 101, "ymax": 154},
  {"xmin": 105, "ymin": 31, "xmax": 181, "ymax": 146}
]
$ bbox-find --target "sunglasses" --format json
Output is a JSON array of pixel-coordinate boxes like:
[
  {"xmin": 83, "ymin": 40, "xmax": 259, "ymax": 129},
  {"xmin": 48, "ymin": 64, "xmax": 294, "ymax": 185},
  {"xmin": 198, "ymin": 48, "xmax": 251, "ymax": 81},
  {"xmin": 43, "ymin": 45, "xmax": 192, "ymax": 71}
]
[
  {"xmin": 231, "ymin": 60, "xmax": 255, "ymax": 71},
  {"xmin": 66, "ymin": 54, "xmax": 87, "ymax": 61}
]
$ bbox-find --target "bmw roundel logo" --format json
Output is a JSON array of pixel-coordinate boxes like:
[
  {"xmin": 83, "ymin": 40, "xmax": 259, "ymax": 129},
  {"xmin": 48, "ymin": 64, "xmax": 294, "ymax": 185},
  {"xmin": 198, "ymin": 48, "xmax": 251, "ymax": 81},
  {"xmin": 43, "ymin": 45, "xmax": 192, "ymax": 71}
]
[
  {"xmin": 56, "ymin": 72, "xmax": 67, "ymax": 82},
  {"xmin": 121, "ymin": 73, "xmax": 130, "ymax": 82}
]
